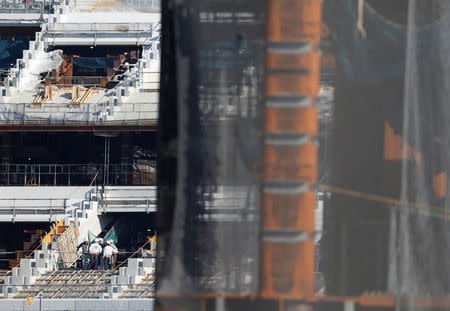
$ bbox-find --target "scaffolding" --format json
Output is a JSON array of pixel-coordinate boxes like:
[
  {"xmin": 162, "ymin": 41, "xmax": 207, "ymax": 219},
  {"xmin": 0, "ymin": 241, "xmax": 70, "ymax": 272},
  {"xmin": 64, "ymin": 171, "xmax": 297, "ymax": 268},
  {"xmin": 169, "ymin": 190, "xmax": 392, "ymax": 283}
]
[
  {"xmin": 0, "ymin": 163, "xmax": 156, "ymax": 186},
  {"xmin": 55, "ymin": 222, "xmax": 79, "ymax": 268}
]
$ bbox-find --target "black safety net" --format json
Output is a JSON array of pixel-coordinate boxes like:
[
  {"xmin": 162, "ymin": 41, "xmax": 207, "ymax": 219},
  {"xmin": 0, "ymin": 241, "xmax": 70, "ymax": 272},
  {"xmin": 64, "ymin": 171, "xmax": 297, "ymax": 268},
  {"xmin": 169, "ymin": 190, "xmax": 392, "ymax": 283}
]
[{"xmin": 157, "ymin": 0, "xmax": 266, "ymax": 296}]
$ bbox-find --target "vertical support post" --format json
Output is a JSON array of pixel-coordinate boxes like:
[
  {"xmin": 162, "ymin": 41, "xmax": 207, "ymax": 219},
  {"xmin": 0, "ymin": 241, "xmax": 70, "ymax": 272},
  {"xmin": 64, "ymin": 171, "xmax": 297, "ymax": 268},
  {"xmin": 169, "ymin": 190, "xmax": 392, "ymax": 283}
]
[
  {"xmin": 200, "ymin": 299, "xmax": 206, "ymax": 311},
  {"xmin": 106, "ymin": 137, "xmax": 110, "ymax": 185},
  {"xmin": 344, "ymin": 301, "xmax": 355, "ymax": 311},
  {"xmin": 125, "ymin": 164, "xmax": 128, "ymax": 185},
  {"xmin": 339, "ymin": 223, "xmax": 348, "ymax": 295},
  {"xmin": 103, "ymin": 136, "xmax": 107, "ymax": 186},
  {"xmin": 215, "ymin": 298, "xmax": 225, "ymax": 311},
  {"xmin": 261, "ymin": 0, "xmax": 321, "ymax": 301},
  {"xmin": 12, "ymin": 199, "xmax": 15, "ymax": 222}
]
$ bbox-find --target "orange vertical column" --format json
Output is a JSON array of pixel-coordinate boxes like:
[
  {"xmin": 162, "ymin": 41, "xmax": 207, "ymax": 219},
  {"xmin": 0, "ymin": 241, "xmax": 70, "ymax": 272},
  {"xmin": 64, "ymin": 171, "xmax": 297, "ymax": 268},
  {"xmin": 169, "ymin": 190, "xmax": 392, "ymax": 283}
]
[{"xmin": 261, "ymin": 0, "xmax": 321, "ymax": 301}]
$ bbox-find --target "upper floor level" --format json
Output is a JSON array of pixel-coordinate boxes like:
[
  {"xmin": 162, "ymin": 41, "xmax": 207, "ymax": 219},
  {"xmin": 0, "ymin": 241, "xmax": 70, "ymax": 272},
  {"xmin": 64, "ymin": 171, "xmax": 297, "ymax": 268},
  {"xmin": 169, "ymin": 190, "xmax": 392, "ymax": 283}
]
[
  {"xmin": 0, "ymin": 0, "xmax": 160, "ymax": 26},
  {"xmin": 0, "ymin": 0, "xmax": 160, "ymax": 131}
]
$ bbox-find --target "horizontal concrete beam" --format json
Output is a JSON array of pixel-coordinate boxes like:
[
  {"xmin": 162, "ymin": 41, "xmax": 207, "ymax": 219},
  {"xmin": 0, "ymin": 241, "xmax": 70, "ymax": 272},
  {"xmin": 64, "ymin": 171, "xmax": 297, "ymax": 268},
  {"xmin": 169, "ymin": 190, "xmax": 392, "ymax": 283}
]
[
  {"xmin": 0, "ymin": 123, "xmax": 157, "ymax": 132},
  {"xmin": 0, "ymin": 298, "xmax": 154, "ymax": 311},
  {"xmin": 97, "ymin": 205, "xmax": 157, "ymax": 213},
  {"xmin": 44, "ymin": 37, "xmax": 152, "ymax": 46}
]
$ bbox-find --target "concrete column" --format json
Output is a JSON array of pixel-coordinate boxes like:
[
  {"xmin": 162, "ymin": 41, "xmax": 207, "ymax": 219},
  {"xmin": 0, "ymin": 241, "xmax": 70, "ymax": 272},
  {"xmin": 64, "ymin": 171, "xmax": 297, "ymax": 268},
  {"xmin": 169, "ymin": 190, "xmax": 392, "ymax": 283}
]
[
  {"xmin": 0, "ymin": 134, "xmax": 12, "ymax": 185},
  {"xmin": 121, "ymin": 134, "xmax": 133, "ymax": 185}
]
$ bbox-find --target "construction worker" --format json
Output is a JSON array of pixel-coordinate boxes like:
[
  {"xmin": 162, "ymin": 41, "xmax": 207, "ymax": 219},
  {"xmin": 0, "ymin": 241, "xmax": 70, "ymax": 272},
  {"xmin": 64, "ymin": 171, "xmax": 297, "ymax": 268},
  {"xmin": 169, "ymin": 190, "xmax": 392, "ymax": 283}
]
[
  {"xmin": 89, "ymin": 238, "xmax": 102, "ymax": 270},
  {"xmin": 150, "ymin": 232, "xmax": 157, "ymax": 255},
  {"xmin": 98, "ymin": 238, "xmax": 105, "ymax": 270},
  {"xmin": 103, "ymin": 240, "xmax": 118, "ymax": 270},
  {"xmin": 77, "ymin": 240, "xmax": 90, "ymax": 270},
  {"xmin": 108, "ymin": 240, "xmax": 119, "ymax": 268},
  {"xmin": 141, "ymin": 232, "xmax": 156, "ymax": 258}
]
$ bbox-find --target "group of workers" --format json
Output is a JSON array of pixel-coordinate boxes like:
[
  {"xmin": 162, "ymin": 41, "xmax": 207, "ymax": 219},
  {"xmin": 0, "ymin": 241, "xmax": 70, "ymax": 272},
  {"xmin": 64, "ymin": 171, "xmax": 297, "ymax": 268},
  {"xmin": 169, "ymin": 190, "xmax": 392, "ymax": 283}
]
[{"xmin": 77, "ymin": 238, "xmax": 118, "ymax": 270}]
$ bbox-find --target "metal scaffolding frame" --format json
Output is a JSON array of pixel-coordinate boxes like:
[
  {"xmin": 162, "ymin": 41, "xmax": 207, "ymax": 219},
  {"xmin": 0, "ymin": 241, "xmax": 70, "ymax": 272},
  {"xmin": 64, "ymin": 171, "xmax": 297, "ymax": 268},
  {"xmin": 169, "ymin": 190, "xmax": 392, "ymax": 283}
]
[{"xmin": 0, "ymin": 163, "xmax": 156, "ymax": 186}]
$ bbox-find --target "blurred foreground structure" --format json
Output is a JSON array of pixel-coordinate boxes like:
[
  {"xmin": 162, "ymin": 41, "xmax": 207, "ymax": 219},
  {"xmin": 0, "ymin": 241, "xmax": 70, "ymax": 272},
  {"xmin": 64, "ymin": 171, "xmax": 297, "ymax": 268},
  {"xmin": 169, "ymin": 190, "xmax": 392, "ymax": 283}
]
[{"xmin": 157, "ymin": 0, "xmax": 450, "ymax": 311}]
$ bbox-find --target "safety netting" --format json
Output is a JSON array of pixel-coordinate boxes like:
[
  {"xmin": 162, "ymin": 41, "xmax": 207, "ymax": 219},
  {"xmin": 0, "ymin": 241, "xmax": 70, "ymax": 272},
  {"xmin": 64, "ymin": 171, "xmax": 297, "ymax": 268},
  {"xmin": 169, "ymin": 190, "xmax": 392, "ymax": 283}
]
[
  {"xmin": 157, "ymin": 0, "xmax": 266, "ymax": 296},
  {"xmin": 0, "ymin": 35, "xmax": 28, "ymax": 71},
  {"xmin": 18, "ymin": 50, "xmax": 63, "ymax": 91},
  {"xmin": 322, "ymin": 0, "xmax": 450, "ymax": 303},
  {"xmin": 73, "ymin": 57, "xmax": 116, "ymax": 69}
]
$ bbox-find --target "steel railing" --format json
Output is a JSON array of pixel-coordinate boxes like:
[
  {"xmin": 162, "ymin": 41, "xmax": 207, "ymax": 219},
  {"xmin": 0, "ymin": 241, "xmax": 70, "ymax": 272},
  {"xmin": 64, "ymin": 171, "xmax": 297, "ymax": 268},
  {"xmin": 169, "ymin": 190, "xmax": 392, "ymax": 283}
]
[
  {"xmin": 0, "ymin": 198, "xmax": 67, "ymax": 218},
  {"xmin": 118, "ymin": 0, "xmax": 160, "ymax": 9},
  {"xmin": 0, "ymin": 101, "xmax": 159, "ymax": 126},
  {"xmin": 45, "ymin": 22, "xmax": 153, "ymax": 33},
  {"xmin": 0, "ymin": 163, "xmax": 156, "ymax": 186},
  {"xmin": 0, "ymin": 118, "xmax": 157, "ymax": 125},
  {"xmin": 0, "ymin": 0, "xmax": 59, "ymax": 14}
]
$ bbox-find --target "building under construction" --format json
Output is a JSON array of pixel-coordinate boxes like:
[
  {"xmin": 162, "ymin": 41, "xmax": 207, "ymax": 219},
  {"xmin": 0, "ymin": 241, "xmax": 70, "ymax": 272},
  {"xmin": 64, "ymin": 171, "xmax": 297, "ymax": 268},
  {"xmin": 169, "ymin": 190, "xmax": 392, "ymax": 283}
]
[
  {"xmin": 0, "ymin": 0, "xmax": 450, "ymax": 310},
  {"xmin": 0, "ymin": 0, "xmax": 160, "ymax": 309}
]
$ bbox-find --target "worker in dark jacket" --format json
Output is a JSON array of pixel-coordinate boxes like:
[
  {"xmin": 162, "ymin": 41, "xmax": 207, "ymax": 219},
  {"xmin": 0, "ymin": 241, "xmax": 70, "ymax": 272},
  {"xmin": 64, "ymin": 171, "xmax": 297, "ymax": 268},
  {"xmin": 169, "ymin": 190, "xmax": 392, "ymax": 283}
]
[{"xmin": 77, "ymin": 240, "xmax": 90, "ymax": 270}]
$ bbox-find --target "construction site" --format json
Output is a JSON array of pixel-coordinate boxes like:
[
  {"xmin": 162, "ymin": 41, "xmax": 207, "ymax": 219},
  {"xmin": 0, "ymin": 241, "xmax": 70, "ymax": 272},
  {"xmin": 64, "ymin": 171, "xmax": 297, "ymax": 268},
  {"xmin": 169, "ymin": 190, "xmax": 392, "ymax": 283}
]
[
  {"xmin": 0, "ymin": 0, "xmax": 449, "ymax": 310},
  {"xmin": 0, "ymin": 0, "xmax": 159, "ymax": 309}
]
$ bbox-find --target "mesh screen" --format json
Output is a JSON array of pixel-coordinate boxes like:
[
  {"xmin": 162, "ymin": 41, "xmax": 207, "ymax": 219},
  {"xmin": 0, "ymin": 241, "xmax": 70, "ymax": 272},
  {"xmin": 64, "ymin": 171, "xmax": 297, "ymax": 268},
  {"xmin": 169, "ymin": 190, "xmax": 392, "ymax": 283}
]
[{"xmin": 157, "ymin": 0, "xmax": 266, "ymax": 295}]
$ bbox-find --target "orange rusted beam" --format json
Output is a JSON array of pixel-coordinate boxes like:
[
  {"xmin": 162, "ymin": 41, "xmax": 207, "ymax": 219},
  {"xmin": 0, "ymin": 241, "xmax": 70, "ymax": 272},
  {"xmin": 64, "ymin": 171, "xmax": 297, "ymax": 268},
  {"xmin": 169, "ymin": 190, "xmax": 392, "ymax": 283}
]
[
  {"xmin": 261, "ymin": 240, "xmax": 315, "ymax": 300},
  {"xmin": 266, "ymin": 74, "xmax": 319, "ymax": 97},
  {"xmin": 267, "ymin": 0, "xmax": 322, "ymax": 44},
  {"xmin": 159, "ymin": 292, "xmax": 450, "ymax": 309},
  {"xmin": 265, "ymin": 106, "xmax": 318, "ymax": 135},
  {"xmin": 433, "ymin": 172, "xmax": 447, "ymax": 198},
  {"xmin": 263, "ymin": 191, "xmax": 315, "ymax": 231},
  {"xmin": 384, "ymin": 122, "xmax": 421, "ymax": 166},
  {"xmin": 265, "ymin": 143, "xmax": 318, "ymax": 183},
  {"xmin": 157, "ymin": 293, "xmax": 258, "ymax": 300},
  {"xmin": 262, "ymin": 0, "xmax": 321, "ymax": 302},
  {"xmin": 315, "ymin": 293, "xmax": 450, "ymax": 309}
]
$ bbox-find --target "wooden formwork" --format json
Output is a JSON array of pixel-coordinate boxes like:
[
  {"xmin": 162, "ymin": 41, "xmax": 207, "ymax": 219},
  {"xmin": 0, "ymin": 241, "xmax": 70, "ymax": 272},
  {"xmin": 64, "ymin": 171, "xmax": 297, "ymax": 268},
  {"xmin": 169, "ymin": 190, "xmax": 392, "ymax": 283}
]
[{"xmin": 55, "ymin": 222, "xmax": 79, "ymax": 268}]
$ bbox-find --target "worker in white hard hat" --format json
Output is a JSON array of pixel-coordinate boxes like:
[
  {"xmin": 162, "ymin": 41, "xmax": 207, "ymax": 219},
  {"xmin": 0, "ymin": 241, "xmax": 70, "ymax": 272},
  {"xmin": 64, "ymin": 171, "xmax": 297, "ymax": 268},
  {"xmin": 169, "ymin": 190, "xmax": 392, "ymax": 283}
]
[
  {"xmin": 102, "ymin": 240, "xmax": 118, "ymax": 270},
  {"xmin": 108, "ymin": 239, "xmax": 119, "ymax": 268},
  {"xmin": 98, "ymin": 238, "xmax": 105, "ymax": 270},
  {"xmin": 89, "ymin": 238, "xmax": 102, "ymax": 270}
]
